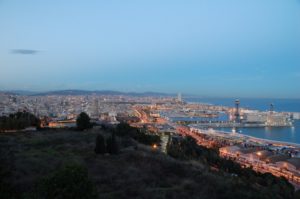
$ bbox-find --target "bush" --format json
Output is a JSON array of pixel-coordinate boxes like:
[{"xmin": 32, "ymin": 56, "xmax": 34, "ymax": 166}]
[
  {"xmin": 294, "ymin": 190, "xmax": 300, "ymax": 199},
  {"xmin": 0, "ymin": 156, "xmax": 15, "ymax": 199},
  {"xmin": 32, "ymin": 164, "xmax": 98, "ymax": 199}
]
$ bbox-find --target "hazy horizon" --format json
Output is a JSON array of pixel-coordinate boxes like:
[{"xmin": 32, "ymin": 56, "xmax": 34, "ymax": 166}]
[
  {"xmin": 2, "ymin": 88, "xmax": 300, "ymax": 100},
  {"xmin": 1, "ymin": 0, "xmax": 299, "ymax": 98}
]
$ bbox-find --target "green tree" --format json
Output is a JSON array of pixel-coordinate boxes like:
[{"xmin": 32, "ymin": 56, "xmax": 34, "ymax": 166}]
[
  {"xmin": 94, "ymin": 134, "xmax": 106, "ymax": 154},
  {"xmin": 76, "ymin": 112, "xmax": 92, "ymax": 131},
  {"xmin": 115, "ymin": 122, "xmax": 133, "ymax": 137},
  {"xmin": 0, "ymin": 111, "xmax": 40, "ymax": 131},
  {"xmin": 167, "ymin": 136, "xmax": 199, "ymax": 160},
  {"xmin": 115, "ymin": 123, "xmax": 160, "ymax": 145}
]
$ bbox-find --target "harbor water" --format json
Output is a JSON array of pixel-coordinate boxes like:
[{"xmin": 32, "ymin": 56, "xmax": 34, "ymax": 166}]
[{"xmin": 185, "ymin": 97, "xmax": 300, "ymax": 144}]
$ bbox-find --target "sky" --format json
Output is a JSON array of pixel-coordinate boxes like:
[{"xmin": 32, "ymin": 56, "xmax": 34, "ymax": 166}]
[{"xmin": 0, "ymin": 0, "xmax": 299, "ymax": 98}]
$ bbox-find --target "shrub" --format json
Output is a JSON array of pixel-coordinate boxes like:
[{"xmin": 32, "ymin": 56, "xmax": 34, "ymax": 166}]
[
  {"xmin": 32, "ymin": 164, "xmax": 98, "ymax": 199},
  {"xmin": 0, "ymin": 156, "xmax": 15, "ymax": 198}
]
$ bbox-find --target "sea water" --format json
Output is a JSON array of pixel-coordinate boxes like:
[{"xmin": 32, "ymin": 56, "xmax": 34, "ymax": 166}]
[{"xmin": 185, "ymin": 97, "xmax": 300, "ymax": 144}]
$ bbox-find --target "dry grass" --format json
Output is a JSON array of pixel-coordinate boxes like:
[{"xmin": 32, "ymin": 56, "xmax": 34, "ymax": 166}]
[
  {"xmin": 1, "ymin": 129, "xmax": 212, "ymax": 198},
  {"xmin": 0, "ymin": 129, "xmax": 288, "ymax": 199}
]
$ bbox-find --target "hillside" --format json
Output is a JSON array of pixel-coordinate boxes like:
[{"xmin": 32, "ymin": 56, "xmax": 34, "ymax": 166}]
[
  {"xmin": 0, "ymin": 129, "xmax": 299, "ymax": 199},
  {"xmin": 0, "ymin": 89, "xmax": 175, "ymax": 97}
]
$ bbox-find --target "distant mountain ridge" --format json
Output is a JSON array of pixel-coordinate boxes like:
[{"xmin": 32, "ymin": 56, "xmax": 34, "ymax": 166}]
[{"xmin": 1, "ymin": 89, "xmax": 175, "ymax": 97}]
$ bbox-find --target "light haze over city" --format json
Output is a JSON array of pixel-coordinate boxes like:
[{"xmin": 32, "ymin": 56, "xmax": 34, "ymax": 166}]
[{"xmin": 0, "ymin": 0, "xmax": 299, "ymax": 98}]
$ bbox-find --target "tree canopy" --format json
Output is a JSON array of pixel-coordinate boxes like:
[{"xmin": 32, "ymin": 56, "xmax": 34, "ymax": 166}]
[
  {"xmin": 0, "ymin": 111, "xmax": 40, "ymax": 131},
  {"xmin": 115, "ymin": 122, "xmax": 160, "ymax": 145},
  {"xmin": 76, "ymin": 112, "xmax": 92, "ymax": 131}
]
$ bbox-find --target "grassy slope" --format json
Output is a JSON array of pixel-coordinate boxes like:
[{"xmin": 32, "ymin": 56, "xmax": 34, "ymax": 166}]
[{"xmin": 0, "ymin": 129, "xmax": 295, "ymax": 199}]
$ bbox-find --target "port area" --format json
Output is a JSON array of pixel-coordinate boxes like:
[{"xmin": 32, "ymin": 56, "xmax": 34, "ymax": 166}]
[
  {"xmin": 131, "ymin": 99, "xmax": 300, "ymax": 187},
  {"xmin": 156, "ymin": 99, "xmax": 294, "ymax": 128},
  {"xmin": 187, "ymin": 126, "xmax": 300, "ymax": 148}
]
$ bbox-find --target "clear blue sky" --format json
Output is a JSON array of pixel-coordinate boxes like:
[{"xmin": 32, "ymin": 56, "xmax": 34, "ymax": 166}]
[{"xmin": 0, "ymin": 0, "xmax": 299, "ymax": 98}]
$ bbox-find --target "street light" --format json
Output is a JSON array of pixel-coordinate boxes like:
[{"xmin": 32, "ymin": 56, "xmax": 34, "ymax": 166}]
[{"xmin": 152, "ymin": 144, "xmax": 158, "ymax": 149}]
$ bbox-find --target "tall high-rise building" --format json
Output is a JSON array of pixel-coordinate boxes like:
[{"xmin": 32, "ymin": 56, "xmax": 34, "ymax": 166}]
[
  {"xmin": 270, "ymin": 103, "xmax": 274, "ymax": 114},
  {"xmin": 177, "ymin": 93, "xmax": 182, "ymax": 102},
  {"xmin": 234, "ymin": 99, "xmax": 240, "ymax": 123},
  {"xmin": 92, "ymin": 98, "xmax": 99, "ymax": 119}
]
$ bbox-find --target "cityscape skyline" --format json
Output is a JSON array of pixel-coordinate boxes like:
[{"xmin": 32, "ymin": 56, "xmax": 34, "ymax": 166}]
[
  {"xmin": 0, "ymin": 0, "xmax": 300, "ymax": 98},
  {"xmin": 2, "ymin": 1, "xmax": 300, "ymax": 197},
  {"xmin": 1, "ymin": 89, "xmax": 300, "ymax": 100}
]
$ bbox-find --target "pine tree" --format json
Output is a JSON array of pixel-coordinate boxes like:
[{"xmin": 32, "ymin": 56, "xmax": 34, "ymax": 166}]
[
  {"xmin": 106, "ymin": 133, "xmax": 119, "ymax": 155},
  {"xmin": 94, "ymin": 134, "xmax": 106, "ymax": 154},
  {"xmin": 76, "ymin": 112, "xmax": 92, "ymax": 131}
]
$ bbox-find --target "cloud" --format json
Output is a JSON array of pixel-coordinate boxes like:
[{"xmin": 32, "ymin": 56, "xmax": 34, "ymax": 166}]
[{"xmin": 11, "ymin": 49, "xmax": 39, "ymax": 55}]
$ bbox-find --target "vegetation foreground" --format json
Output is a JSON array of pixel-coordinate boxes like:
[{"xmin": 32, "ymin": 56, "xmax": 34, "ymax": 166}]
[{"xmin": 1, "ymin": 127, "xmax": 300, "ymax": 199}]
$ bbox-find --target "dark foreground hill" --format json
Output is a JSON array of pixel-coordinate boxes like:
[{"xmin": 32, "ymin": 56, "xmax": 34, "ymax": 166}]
[{"xmin": 0, "ymin": 129, "xmax": 299, "ymax": 199}]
